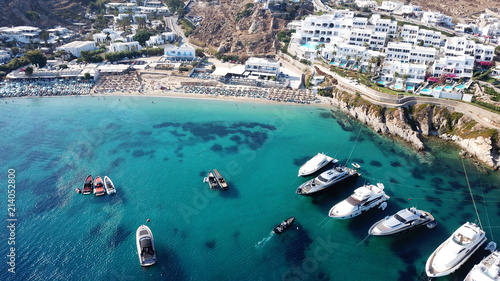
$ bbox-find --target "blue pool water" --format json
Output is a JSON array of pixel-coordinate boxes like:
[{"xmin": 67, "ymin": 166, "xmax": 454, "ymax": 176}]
[
  {"xmin": 377, "ymin": 80, "xmax": 387, "ymax": 85},
  {"xmin": 1, "ymin": 96, "xmax": 499, "ymax": 281},
  {"xmin": 407, "ymin": 86, "xmax": 414, "ymax": 91},
  {"xmin": 444, "ymin": 85, "xmax": 453, "ymax": 90},
  {"xmin": 394, "ymin": 84, "xmax": 403, "ymax": 90},
  {"xmin": 456, "ymin": 85, "xmax": 466, "ymax": 90},
  {"xmin": 339, "ymin": 63, "xmax": 346, "ymax": 67},
  {"xmin": 421, "ymin": 88, "xmax": 432, "ymax": 94},
  {"xmin": 301, "ymin": 41, "xmax": 318, "ymax": 50},
  {"xmin": 435, "ymin": 86, "xmax": 443, "ymax": 91}
]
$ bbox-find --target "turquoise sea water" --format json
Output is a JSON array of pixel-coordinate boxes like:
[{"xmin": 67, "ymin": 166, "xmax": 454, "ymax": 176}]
[{"xmin": 1, "ymin": 96, "xmax": 500, "ymax": 281}]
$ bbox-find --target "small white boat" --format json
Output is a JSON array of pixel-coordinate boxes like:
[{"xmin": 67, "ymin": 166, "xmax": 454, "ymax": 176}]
[
  {"xmin": 465, "ymin": 250, "xmax": 500, "ymax": 281},
  {"xmin": 104, "ymin": 176, "xmax": 116, "ymax": 195},
  {"xmin": 328, "ymin": 183, "xmax": 390, "ymax": 219},
  {"xmin": 136, "ymin": 225, "xmax": 157, "ymax": 267},
  {"xmin": 368, "ymin": 207, "xmax": 436, "ymax": 236},
  {"xmin": 298, "ymin": 153, "xmax": 338, "ymax": 177},
  {"xmin": 426, "ymin": 222, "xmax": 487, "ymax": 278},
  {"xmin": 351, "ymin": 162, "xmax": 361, "ymax": 169}
]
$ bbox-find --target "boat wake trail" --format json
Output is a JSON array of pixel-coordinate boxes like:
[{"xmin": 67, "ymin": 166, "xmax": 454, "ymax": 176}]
[{"xmin": 255, "ymin": 232, "xmax": 275, "ymax": 249}]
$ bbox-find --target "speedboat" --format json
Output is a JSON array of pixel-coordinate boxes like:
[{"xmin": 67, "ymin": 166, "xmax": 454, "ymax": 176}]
[
  {"xmin": 296, "ymin": 166, "xmax": 360, "ymax": 195},
  {"xmin": 104, "ymin": 176, "xmax": 116, "ymax": 195},
  {"xmin": 368, "ymin": 207, "xmax": 436, "ymax": 236},
  {"xmin": 328, "ymin": 183, "xmax": 389, "ymax": 219},
  {"xmin": 82, "ymin": 175, "xmax": 93, "ymax": 195},
  {"xmin": 426, "ymin": 222, "xmax": 487, "ymax": 278},
  {"xmin": 213, "ymin": 169, "xmax": 228, "ymax": 190},
  {"xmin": 465, "ymin": 250, "xmax": 500, "ymax": 281},
  {"xmin": 136, "ymin": 225, "xmax": 157, "ymax": 267},
  {"xmin": 93, "ymin": 176, "xmax": 105, "ymax": 196},
  {"xmin": 298, "ymin": 153, "xmax": 338, "ymax": 177},
  {"xmin": 206, "ymin": 171, "xmax": 218, "ymax": 190},
  {"xmin": 273, "ymin": 217, "xmax": 295, "ymax": 234}
]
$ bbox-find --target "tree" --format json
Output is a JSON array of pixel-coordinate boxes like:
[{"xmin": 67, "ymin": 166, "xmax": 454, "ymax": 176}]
[
  {"xmin": 176, "ymin": 7, "xmax": 186, "ymax": 18},
  {"xmin": 133, "ymin": 29, "xmax": 153, "ymax": 46},
  {"xmin": 39, "ymin": 30, "xmax": 49, "ymax": 46},
  {"xmin": 59, "ymin": 64, "xmax": 68, "ymax": 69},
  {"xmin": 195, "ymin": 48, "xmax": 205, "ymax": 57},
  {"xmin": 25, "ymin": 10, "xmax": 40, "ymax": 22},
  {"xmin": 105, "ymin": 32, "xmax": 111, "ymax": 45},
  {"xmin": 10, "ymin": 47, "xmax": 19, "ymax": 55},
  {"xmin": 136, "ymin": 16, "xmax": 147, "ymax": 29},
  {"xmin": 393, "ymin": 71, "xmax": 400, "ymax": 79},
  {"xmin": 402, "ymin": 74, "xmax": 408, "ymax": 83},
  {"xmin": 84, "ymin": 72, "xmax": 91, "ymax": 80},
  {"xmin": 26, "ymin": 50, "xmax": 47, "ymax": 68},
  {"xmin": 24, "ymin": 66, "xmax": 33, "ymax": 76}
]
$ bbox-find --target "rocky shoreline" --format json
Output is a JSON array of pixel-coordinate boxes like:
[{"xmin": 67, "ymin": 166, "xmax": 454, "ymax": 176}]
[{"xmin": 330, "ymin": 90, "xmax": 500, "ymax": 170}]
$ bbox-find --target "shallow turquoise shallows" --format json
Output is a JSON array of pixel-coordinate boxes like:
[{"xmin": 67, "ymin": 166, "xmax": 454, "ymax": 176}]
[{"xmin": 1, "ymin": 96, "xmax": 500, "ymax": 281}]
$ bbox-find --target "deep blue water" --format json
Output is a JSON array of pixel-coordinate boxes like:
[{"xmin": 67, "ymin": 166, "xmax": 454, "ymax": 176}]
[{"xmin": 1, "ymin": 96, "xmax": 499, "ymax": 281}]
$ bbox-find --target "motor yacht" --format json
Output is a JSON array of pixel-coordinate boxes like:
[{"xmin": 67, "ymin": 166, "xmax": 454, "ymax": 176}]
[
  {"xmin": 465, "ymin": 250, "xmax": 500, "ymax": 281},
  {"xmin": 104, "ymin": 176, "xmax": 116, "ymax": 195},
  {"xmin": 368, "ymin": 207, "xmax": 436, "ymax": 236},
  {"xmin": 296, "ymin": 166, "xmax": 359, "ymax": 195},
  {"xmin": 298, "ymin": 153, "xmax": 338, "ymax": 177},
  {"xmin": 328, "ymin": 183, "xmax": 389, "ymax": 219},
  {"xmin": 136, "ymin": 225, "xmax": 157, "ymax": 267},
  {"xmin": 426, "ymin": 222, "xmax": 487, "ymax": 277}
]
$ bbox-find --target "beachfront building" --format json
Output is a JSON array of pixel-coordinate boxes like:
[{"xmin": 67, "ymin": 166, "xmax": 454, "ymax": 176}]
[
  {"xmin": 431, "ymin": 56, "xmax": 475, "ymax": 79},
  {"xmin": 291, "ymin": 13, "xmax": 367, "ymax": 43},
  {"xmin": 421, "ymin": 11, "xmax": 453, "ymax": 27},
  {"xmin": 245, "ymin": 57, "xmax": 280, "ymax": 76},
  {"xmin": 56, "ymin": 41, "xmax": 97, "ymax": 58},
  {"xmin": 377, "ymin": 1, "xmax": 404, "ymax": 13},
  {"xmin": 381, "ymin": 60, "xmax": 427, "ymax": 84},
  {"xmin": 0, "ymin": 26, "xmax": 41, "ymax": 44},
  {"xmin": 322, "ymin": 42, "xmax": 383, "ymax": 65},
  {"xmin": 400, "ymin": 25, "xmax": 442, "ymax": 47},
  {"xmin": 109, "ymin": 42, "xmax": 142, "ymax": 53},
  {"xmin": 163, "ymin": 44, "xmax": 195, "ymax": 61}
]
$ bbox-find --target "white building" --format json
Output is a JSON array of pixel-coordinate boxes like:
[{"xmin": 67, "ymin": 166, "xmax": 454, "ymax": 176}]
[
  {"xmin": 396, "ymin": 4, "xmax": 423, "ymax": 17},
  {"xmin": 93, "ymin": 29, "xmax": 124, "ymax": 44},
  {"xmin": 245, "ymin": 57, "xmax": 280, "ymax": 76},
  {"xmin": 370, "ymin": 14, "xmax": 398, "ymax": 35},
  {"xmin": 348, "ymin": 28, "xmax": 387, "ymax": 50},
  {"xmin": 164, "ymin": 44, "xmax": 195, "ymax": 60},
  {"xmin": 105, "ymin": 2, "xmax": 137, "ymax": 13},
  {"xmin": 381, "ymin": 61, "xmax": 427, "ymax": 83},
  {"xmin": 109, "ymin": 42, "xmax": 142, "ymax": 53},
  {"xmin": 56, "ymin": 41, "xmax": 97, "ymax": 58},
  {"xmin": 0, "ymin": 26, "xmax": 41, "ymax": 44},
  {"xmin": 444, "ymin": 37, "xmax": 494, "ymax": 62},
  {"xmin": 400, "ymin": 25, "xmax": 442, "ymax": 47},
  {"xmin": 378, "ymin": 1, "xmax": 404, "ymax": 13},
  {"xmin": 474, "ymin": 44, "xmax": 495, "ymax": 62},
  {"xmin": 355, "ymin": 0, "xmax": 377, "ymax": 9},
  {"xmin": 0, "ymin": 50, "xmax": 11, "ymax": 64},
  {"xmin": 145, "ymin": 32, "xmax": 176, "ymax": 46},
  {"xmin": 385, "ymin": 42, "xmax": 436, "ymax": 65},
  {"xmin": 322, "ymin": 42, "xmax": 382, "ymax": 65},
  {"xmin": 432, "ymin": 56, "xmax": 475, "ymax": 79},
  {"xmin": 421, "ymin": 11, "xmax": 453, "ymax": 27}
]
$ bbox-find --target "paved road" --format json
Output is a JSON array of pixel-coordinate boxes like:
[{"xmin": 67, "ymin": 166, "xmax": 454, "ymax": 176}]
[
  {"xmin": 315, "ymin": 64, "xmax": 500, "ymax": 130},
  {"xmin": 165, "ymin": 16, "xmax": 188, "ymax": 44}
]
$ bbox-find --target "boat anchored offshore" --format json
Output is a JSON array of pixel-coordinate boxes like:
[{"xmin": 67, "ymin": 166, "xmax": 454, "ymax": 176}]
[
  {"xmin": 329, "ymin": 183, "xmax": 390, "ymax": 219},
  {"xmin": 93, "ymin": 176, "xmax": 106, "ymax": 196},
  {"xmin": 104, "ymin": 176, "xmax": 116, "ymax": 195},
  {"xmin": 368, "ymin": 207, "xmax": 436, "ymax": 236},
  {"xmin": 465, "ymin": 250, "xmax": 500, "ymax": 281},
  {"xmin": 82, "ymin": 175, "xmax": 93, "ymax": 195},
  {"xmin": 298, "ymin": 153, "xmax": 338, "ymax": 177},
  {"xmin": 213, "ymin": 169, "xmax": 228, "ymax": 190},
  {"xmin": 426, "ymin": 222, "xmax": 487, "ymax": 278},
  {"xmin": 205, "ymin": 171, "xmax": 219, "ymax": 190},
  {"xmin": 273, "ymin": 217, "xmax": 295, "ymax": 234},
  {"xmin": 296, "ymin": 166, "xmax": 359, "ymax": 195},
  {"xmin": 136, "ymin": 225, "xmax": 157, "ymax": 267}
]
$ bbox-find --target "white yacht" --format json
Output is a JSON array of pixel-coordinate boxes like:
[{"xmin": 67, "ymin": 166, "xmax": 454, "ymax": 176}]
[
  {"xmin": 426, "ymin": 222, "xmax": 487, "ymax": 278},
  {"xmin": 104, "ymin": 176, "xmax": 116, "ymax": 195},
  {"xmin": 328, "ymin": 183, "xmax": 390, "ymax": 219},
  {"xmin": 368, "ymin": 207, "xmax": 436, "ymax": 236},
  {"xmin": 465, "ymin": 250, "xmax": 500, "ymax": 281},
  {"xmin": 136, "ymin": 225, "xmax": 157, "ymax": 267},
  {"xmin": 296, "ymin": 166, "xmax": 359, "ymax": 195},
  {"xmin": 298, "ymin": 153, "xmax": 338, "ymax": 177}
]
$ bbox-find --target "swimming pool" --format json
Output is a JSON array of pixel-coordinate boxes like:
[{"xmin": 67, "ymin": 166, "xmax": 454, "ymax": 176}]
[
  {"xmin": 394, "ymin": 84, "xmax": 403, "ymax": 90},
  {"xmin": 455, "ymin": 84, "xmax": 465, "ymax": 90},
  {"xmin": 340, "ymin": 63, "xmax": 346, "ymax": 67},
  {"xmin": 421, "ymin": 88, "xmax": 432, "ymax": 94},
  {"xmin": 435, "ymin": 86, "xmax": 443, "ymax": 91},
  {"xmin": 377, "ymin": 80, "xmax": 387, "ymax": 85},
  {"xmin": 407, "ymin": 86, "xmax": 414, "ymax": 91},
  {"xmin": 302, "ymin": 41, "xmax": 318, "ymax": 50},
  {"xmin": 444, "ymin": 85, "xmax": 453, "ymax": 90}
]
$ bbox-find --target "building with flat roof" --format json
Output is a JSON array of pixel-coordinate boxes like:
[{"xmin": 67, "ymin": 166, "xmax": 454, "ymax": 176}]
[
  {"xmin": 164, "ymin": 44, "xmax": 195, "ymax": 60},
  {"xmin": 245, "ymin": 57, "xmax": 280, "ymax": 76},
  {"xmin": 109, "ymin": 42, "xmax": 142, "ymax": 53},
  {"xmin": 56, "ymin": 41, "xmax": 97, "ymax": 58}
]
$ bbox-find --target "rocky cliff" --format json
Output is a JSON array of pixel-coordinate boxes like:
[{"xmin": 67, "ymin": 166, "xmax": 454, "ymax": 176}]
[{"xmin": 332, "ymin": 90, "xmax": 500, "ymax": 169}]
